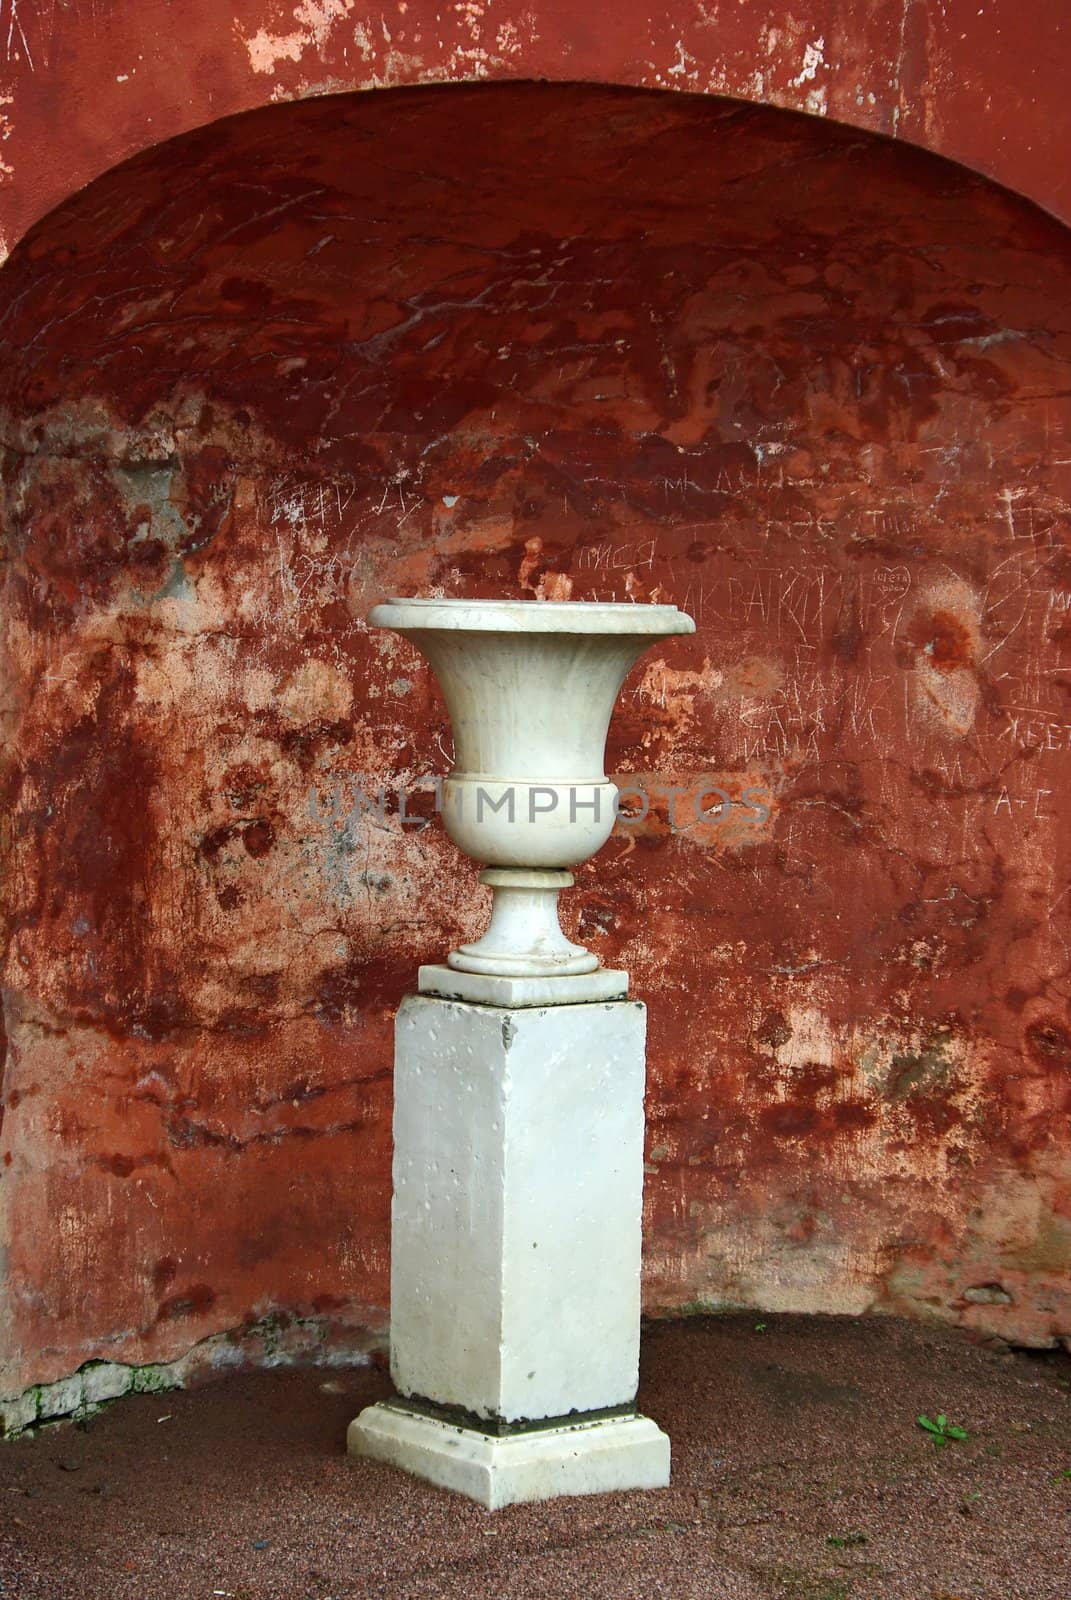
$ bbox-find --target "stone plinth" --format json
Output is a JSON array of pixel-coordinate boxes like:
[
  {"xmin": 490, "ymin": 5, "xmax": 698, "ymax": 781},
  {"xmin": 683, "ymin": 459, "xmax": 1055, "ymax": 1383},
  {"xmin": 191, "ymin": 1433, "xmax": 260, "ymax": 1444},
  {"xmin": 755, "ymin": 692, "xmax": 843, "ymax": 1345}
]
[
  {"xmin": 349, "ymin": 1404, "xmax": 669, "ymax": 1511},
  {"xmin": 348, "ymin": 994, "xmax": 670, "ymax": 1507}
]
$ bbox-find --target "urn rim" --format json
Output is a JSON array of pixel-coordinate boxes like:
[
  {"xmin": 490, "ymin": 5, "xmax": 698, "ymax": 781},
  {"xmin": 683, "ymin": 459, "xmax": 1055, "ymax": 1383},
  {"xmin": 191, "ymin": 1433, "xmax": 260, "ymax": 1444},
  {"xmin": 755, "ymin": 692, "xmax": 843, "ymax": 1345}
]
[{"xmin": 368, "ymin": 597, "xmax": 696, "ymax": 636}]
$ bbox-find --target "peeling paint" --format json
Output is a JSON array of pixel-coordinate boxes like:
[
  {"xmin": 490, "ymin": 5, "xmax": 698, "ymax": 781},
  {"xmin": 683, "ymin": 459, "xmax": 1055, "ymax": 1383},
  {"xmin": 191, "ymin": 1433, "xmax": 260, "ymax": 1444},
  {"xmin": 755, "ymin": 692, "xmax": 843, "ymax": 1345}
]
[{"xmin": 243, "ymin": 0, "xmax": 357, "ymax": 75}]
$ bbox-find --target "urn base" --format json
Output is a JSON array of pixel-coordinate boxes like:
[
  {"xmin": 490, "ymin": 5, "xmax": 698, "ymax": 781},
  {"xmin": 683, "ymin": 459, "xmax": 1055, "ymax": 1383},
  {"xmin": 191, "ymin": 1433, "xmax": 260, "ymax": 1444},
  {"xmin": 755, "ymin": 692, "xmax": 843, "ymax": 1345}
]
[{"xmin": 447, "ymin": 868, "xmax": 599, "ymax": 978}]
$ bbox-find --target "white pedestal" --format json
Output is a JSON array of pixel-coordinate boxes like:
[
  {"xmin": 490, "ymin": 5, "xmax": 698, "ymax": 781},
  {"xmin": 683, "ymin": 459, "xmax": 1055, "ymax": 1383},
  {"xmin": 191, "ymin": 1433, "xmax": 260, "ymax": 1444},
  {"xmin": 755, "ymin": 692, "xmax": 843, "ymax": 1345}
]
[{"xmin": 348, "ymin": 994, "xmax": 670, "ymax": 1506}]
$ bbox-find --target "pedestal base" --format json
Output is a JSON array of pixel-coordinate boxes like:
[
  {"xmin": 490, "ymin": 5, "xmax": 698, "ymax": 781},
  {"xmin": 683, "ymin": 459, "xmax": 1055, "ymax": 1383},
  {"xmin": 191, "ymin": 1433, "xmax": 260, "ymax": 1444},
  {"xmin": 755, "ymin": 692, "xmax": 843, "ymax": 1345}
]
[{"xmin": 348, "ymin": 1401, "xmax": 670, "ymax": 1510}]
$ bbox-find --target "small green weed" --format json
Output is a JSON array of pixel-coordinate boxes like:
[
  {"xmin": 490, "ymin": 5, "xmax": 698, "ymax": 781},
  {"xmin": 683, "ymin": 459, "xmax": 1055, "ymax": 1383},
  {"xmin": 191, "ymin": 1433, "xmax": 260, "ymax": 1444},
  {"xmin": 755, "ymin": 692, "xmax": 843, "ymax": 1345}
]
[{"xmin": 918, "ymin": 1413, "xmax": 968, "ymax": 1446}]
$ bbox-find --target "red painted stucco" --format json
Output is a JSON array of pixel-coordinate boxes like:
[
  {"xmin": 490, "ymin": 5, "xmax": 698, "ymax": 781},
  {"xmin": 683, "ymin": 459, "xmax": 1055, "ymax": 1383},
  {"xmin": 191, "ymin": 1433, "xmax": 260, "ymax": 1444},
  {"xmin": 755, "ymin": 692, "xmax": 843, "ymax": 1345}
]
[
  {"xmin": 0, "ymin": 0, "xmax": 1070, "ymax": 266},
  {"xmin": 2, "ymin": 83, "xmax": 1071, "ymax": 1396}
]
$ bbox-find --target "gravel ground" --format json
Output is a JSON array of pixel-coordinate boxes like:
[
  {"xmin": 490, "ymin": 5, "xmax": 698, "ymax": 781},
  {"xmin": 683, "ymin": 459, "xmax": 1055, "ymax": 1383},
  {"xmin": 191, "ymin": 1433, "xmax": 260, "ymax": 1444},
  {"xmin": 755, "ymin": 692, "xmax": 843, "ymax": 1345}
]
[{"xmin": 1, "ymin": 1313, "xmax": 1069, "ymax": 1600}]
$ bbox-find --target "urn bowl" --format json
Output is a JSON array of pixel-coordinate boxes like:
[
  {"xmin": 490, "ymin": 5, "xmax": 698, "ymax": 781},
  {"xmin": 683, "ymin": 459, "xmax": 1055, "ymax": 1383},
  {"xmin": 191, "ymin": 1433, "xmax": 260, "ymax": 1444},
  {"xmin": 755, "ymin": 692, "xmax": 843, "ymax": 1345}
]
[{"xmin": 368, "ymin": 598, "xmax": 695, "ymax": 870}]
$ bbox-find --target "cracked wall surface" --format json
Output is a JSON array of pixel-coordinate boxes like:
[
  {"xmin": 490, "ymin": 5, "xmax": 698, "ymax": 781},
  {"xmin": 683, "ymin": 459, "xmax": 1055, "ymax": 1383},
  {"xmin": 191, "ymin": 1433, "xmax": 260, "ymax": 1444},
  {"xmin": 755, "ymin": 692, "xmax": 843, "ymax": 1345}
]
[{"xmin": 2, "ymin": 83, "xmax": 1071, "ymax": 1396}]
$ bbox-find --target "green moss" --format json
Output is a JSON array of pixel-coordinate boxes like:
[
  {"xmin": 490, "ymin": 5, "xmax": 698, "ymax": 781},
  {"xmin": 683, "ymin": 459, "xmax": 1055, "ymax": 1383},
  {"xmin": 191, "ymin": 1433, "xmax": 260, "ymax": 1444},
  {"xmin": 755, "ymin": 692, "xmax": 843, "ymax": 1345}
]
[
  {"xmin": 887, "ymin": 1032, "xmax": 956, "ymax": 1099},
  {"xmin": 131, "ymin": 1364, "xmax": 180, "ymax": 1395}
]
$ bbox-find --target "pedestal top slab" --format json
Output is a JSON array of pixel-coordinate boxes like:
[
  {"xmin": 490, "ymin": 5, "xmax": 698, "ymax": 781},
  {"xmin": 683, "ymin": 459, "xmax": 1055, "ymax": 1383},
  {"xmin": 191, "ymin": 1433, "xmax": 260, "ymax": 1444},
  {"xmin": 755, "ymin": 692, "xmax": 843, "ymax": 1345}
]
[{"xmin": 418, "ymin": 963, "xmax": 629, "ymax": 1007}]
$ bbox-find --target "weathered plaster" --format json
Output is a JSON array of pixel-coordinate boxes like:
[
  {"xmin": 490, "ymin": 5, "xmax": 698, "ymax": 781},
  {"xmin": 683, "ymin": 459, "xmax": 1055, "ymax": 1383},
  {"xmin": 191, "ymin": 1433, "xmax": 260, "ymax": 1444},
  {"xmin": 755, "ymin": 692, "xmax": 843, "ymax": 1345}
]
[{"xmin": 2, "ymin": 85, "xmax": 1071, "ymax": 1394}]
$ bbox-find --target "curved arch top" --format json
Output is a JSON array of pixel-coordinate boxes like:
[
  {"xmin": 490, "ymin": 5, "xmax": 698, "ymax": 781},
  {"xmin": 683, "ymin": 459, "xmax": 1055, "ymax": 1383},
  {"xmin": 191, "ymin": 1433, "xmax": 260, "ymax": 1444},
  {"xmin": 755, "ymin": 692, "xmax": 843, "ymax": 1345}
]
[{"xmin": 0, "ymin": 0, "xmax": 1067, "ymax": 261}]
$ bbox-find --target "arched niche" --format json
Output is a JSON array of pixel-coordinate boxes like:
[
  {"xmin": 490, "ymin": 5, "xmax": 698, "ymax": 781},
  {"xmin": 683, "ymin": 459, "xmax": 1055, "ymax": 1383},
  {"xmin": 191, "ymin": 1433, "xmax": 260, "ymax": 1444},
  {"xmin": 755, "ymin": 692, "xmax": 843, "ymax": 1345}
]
[{"xmin": 2, "ymin": 83, "xmax": 1071, "ymax": 1397}]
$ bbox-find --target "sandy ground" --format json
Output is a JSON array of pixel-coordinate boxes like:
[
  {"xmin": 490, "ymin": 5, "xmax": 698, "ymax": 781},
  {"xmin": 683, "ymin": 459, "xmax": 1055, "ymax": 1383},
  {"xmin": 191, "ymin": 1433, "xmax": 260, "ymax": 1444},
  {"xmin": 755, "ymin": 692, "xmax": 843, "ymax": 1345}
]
[{"xmin": 0, "ymin": 1313, "xmax": 1069, "ymax": 1600}]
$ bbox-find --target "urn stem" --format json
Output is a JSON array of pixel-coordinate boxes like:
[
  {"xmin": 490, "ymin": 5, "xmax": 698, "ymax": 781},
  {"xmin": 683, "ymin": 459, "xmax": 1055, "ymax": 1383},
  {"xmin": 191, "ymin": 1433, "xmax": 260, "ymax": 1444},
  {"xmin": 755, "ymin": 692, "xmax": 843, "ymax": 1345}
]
[{"xmin": 447, "ymin": 868, "xmax": 598, "ymax": 976}]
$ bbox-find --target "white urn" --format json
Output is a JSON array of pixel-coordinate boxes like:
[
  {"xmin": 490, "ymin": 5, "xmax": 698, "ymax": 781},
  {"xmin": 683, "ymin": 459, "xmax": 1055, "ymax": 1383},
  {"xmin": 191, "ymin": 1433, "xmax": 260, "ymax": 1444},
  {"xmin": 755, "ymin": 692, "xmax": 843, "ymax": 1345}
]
[{"xmin": 368, "ymin": 598, "xmax": 695, "ymax": 981}]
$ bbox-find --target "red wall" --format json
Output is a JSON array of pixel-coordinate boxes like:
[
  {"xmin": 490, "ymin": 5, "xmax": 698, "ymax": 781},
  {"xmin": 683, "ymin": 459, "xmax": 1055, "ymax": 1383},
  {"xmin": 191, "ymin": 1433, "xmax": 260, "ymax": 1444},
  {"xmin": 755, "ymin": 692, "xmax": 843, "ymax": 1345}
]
[
  {"xmin": 3, "ymin": 0, "xmax": 1071, "ymax": 264},
  {"xmin": 2, "ymin": 84, "xmax": 1071, "ymax": 1394}
]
